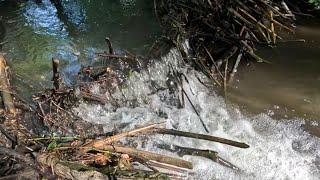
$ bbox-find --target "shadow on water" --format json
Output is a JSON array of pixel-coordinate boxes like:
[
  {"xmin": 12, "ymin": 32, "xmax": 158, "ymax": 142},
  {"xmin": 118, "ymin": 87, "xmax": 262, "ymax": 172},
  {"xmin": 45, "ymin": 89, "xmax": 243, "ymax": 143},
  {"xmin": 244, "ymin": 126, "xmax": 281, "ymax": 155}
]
[{"xmin": 0, "ymin": 0, "xmax": 160, "ymax": 99}]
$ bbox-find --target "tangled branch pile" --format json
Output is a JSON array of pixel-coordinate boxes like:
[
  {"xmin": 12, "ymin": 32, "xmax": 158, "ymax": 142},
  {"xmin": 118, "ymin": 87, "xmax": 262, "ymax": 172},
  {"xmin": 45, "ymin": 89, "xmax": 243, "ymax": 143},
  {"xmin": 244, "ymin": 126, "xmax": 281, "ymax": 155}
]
[
  {"xmin": 155, "ymin": 0, "xmax": 296, "ymax": 86},
  {"xmin": 0, "ymin": 46, "xmax": 250, "ymax": 179}
]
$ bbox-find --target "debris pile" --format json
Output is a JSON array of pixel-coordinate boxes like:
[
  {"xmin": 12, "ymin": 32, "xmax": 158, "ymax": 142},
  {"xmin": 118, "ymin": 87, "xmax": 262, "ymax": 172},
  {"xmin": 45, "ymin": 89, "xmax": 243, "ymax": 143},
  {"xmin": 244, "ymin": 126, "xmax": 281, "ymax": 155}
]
[
  {"xmin": 155, "ymin": 0, "xmax": 296, "ymax": 86},
  {"xmin": 0, "ymin": 44, "xmax": 249, "ymax": 179}
]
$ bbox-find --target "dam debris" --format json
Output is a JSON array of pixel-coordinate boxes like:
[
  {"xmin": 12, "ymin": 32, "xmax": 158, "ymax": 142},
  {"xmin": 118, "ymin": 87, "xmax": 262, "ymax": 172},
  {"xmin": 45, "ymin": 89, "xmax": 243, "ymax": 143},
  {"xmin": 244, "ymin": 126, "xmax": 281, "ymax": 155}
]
[
  {"xmin": 154, "ymin": 0, "xmax": 297, "ymax": 86},
  {"xmin": 0, "ymin": 43, "xmax": 249, "ymax": 178}
]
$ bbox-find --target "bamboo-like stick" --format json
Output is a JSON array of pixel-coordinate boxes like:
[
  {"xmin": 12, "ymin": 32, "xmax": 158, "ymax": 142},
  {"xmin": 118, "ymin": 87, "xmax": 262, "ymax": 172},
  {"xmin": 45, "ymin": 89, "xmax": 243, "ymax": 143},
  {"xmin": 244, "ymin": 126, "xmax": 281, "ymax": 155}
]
[
  {"xmin": 269, "ymin": 10, "xmax": 276, "ymax": 44},
  {"xmin": 236, "ymin": 7, "xmax": 282, "ymax": 40},
  {"xmin": 229, "ymin": 52, "xmax": 243, "ymax": 84},
  {"xmin": 0, "ymin": 55, "xmax": 15, "ymax": 114}
]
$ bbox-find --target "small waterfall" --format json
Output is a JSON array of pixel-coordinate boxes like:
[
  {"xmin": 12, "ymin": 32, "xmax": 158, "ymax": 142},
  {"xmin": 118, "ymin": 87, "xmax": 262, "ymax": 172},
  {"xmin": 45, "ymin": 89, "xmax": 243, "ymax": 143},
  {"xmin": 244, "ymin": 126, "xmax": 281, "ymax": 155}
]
[{"xmin": 73, "ymin": 48, "xmax": 320, "ymax": 179}]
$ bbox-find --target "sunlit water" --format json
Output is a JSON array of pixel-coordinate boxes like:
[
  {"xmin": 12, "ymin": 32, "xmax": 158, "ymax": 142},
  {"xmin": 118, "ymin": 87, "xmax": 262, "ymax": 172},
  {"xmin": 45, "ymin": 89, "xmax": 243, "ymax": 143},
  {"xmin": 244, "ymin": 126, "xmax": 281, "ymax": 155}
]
[
  {"xmin": 0, "ymin": 1, "xmax": 320, "ymax": 179},
  {"xmin": 0, "ymin": 0, "xmax": 160, "ymax": 97}
]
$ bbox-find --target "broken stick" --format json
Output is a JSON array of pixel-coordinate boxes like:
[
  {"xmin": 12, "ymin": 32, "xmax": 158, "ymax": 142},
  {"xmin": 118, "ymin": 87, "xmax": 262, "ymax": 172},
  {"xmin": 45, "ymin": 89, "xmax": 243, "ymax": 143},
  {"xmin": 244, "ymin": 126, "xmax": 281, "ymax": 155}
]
[{"xmin": 82, "ymin": 123, "xmax": 163, "ymax": 151}]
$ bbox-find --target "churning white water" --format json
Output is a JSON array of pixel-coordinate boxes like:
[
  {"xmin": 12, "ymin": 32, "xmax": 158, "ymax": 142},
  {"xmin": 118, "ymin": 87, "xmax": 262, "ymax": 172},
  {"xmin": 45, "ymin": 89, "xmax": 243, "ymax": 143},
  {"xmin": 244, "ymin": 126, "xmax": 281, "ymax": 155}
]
[{"xmin": 74, "ymin": 49, "xmax": 320, "ymax": 179}]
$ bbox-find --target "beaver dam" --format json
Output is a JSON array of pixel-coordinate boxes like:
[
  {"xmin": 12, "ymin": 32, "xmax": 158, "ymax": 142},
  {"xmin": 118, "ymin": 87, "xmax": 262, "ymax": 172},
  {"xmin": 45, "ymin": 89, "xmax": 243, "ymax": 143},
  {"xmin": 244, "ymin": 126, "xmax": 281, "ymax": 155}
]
[{"xmin": 0, "ymin": 0, "xmax": 319, "ymax": 179}]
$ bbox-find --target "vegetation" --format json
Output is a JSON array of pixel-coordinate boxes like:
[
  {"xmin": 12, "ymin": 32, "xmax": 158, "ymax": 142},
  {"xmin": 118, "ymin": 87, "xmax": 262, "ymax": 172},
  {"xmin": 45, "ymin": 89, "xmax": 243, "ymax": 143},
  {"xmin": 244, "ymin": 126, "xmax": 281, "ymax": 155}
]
[{"xmin": 310, "ymin": 0, "xmax": 320, "ymax": 5}]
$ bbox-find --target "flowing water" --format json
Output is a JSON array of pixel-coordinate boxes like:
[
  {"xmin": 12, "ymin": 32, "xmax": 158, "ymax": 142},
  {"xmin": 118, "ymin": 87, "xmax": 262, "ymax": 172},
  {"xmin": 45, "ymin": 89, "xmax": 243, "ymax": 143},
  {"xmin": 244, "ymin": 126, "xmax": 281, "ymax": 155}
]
[{"xmin": 0, "ymin": 0, "xmax": 319, "ymax": 179}]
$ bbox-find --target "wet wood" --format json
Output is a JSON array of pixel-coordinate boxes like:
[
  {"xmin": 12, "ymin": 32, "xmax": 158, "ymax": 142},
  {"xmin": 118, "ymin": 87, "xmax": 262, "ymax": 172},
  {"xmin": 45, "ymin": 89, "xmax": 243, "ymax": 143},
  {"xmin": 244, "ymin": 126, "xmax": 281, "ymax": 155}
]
[
  {"xmin": 80, "ymin": 91, "xmax": 108, "ymax": 105},
  {"xmin": 105, "ymin": 37, "xmax": 114, "ymax": 55},
  {"xmin": 84, "ymin": 145, "xmax": 193, "ymax": 170},
  {"xmin": 154, "ymin": 128, "xmax": 250, "ymax": 149},
  {"xmin": 0, "ymin": 55, "xmax": 15, "ymax": 114},
  {"xmin": 83, "ymin": 123, "xmax": 163, "ymax": 151},
  {"xmin": 37, "ymin": 153, "xmax": 108, "ymax": 180},
  {"xmin": 52, "ymin": 58, "xmax": 60, "ymax": 90},
  {"xmin": 157, "ymin": 144, "xmax": 240, "ymax": 170}
]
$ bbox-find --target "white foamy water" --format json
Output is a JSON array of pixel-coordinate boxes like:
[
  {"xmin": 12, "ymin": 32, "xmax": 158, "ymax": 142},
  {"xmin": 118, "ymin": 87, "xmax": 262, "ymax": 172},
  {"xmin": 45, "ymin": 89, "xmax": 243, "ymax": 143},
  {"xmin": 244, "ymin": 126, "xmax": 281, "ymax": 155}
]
[{"xmin": 74, "ymin": 49, "xmax": 320, "ymax": 180}]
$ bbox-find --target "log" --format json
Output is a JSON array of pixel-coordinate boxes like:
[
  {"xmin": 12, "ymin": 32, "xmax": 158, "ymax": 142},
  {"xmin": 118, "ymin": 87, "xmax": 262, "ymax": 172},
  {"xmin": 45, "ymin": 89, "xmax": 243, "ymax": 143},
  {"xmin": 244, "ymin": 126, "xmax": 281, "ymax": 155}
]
[
  {"xmin": 84, "ymin": 145, "xmax": 193, "ymax": 170},
  {"xmin": 37, "ymin": 154, "xmax": 108, "ymax": 180},
  {"xmin": 0, "ymin": 55, "xmax": 15, "ymax": 114}
]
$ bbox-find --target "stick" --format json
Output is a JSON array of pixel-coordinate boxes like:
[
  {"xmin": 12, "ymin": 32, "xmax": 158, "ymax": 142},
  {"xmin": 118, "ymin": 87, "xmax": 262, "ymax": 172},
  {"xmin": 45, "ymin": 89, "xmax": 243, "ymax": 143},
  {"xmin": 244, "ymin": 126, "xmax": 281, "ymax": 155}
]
[
  {"xmin": 154, "ymin": 128, "xmax": 250, "ymax": 148},
  {"xmin": 105, "ymin": 37, "xmax": 114, "ymax": 55},
  {"xmin": 82, "ymin": 123, "xmax": 163, "ymax": 151},
  {"xmin": 181, "ymin": 87, "xmax": 210, "ymax": 133},
  {"xmin": 0, "ymin": 55, "xmax": 15, "ymax": 114},
  {"xmin": 52, "ymin": 58, "xmax": 60, "ymax": 90},
  {"xmin": 269, "ymin": 10, "xmax": 276, "ymax": 44},
  {"xmin": 157, "ymin": 144, "xmax": 240, "ymax": 170},
  {"xmin": 96, "ymin": 53, "xmax": 134, "ymax": 60},
  {"xmin": 229, "ymin": 53, "xmax": 243, "ymax": 84}
]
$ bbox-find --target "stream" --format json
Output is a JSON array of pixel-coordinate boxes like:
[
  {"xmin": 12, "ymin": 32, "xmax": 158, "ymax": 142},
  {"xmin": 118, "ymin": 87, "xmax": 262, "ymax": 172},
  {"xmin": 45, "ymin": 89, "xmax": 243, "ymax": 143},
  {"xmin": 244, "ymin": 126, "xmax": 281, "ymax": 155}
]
[{"xmin": 0, "ymin": 0, "xmax": 319, "ymax": 179}]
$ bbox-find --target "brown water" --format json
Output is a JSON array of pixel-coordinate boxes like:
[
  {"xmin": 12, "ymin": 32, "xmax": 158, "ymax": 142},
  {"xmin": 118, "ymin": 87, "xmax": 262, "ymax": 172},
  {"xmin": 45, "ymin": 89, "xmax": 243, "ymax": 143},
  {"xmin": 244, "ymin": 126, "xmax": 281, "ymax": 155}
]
[{"xmin": 228, "ymin": 20, "xmax": 320, "ymax": 136}]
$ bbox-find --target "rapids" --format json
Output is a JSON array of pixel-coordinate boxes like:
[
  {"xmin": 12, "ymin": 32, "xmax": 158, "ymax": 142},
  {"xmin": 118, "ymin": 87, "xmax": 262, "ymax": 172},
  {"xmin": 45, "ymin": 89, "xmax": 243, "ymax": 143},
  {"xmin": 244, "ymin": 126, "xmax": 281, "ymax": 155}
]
[{"xmin": 74, "ymin": 49, "xmax": 320, "ymax": 180}]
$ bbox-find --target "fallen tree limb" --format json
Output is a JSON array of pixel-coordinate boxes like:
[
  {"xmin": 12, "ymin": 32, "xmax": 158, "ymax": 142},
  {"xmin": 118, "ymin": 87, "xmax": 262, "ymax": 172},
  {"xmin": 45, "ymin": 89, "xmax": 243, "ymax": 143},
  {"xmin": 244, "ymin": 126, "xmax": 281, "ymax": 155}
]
[{"xmin": 0, "ymin": 55, "xmax": 15, "ymax": 114}]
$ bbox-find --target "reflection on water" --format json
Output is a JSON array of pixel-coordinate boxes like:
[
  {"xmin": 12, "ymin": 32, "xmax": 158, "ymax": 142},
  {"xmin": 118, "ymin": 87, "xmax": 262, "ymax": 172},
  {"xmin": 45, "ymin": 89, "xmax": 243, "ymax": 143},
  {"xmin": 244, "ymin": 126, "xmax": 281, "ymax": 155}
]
[
  {"xmin": 0, "ymin": 0, "xmax": 160, "ymax": 97},
  {"xmin": 24, "ymin": 0, "xmax": 69, "ymax": 38}
]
